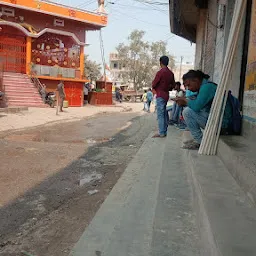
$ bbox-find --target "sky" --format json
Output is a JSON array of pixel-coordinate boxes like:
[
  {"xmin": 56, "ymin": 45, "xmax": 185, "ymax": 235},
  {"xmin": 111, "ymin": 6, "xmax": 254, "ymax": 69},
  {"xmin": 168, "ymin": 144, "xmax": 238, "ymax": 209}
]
[{"xmin": 57, "ymin": 0, "xmax": 195, "ymax": 67}]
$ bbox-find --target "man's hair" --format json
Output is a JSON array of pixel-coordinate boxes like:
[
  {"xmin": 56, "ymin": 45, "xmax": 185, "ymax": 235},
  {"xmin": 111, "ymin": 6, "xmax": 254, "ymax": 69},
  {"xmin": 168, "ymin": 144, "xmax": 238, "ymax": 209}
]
[
  {"xmin": 182, "ymin": 70, "xmax": 210, "ymax": 81},
  {"xmin": 175, "ymin": 82, "xmax": 181, "ymax": 86},
  {"xmin": 160, "ymin": 56, "xmax": 169, "ymax": 66}
]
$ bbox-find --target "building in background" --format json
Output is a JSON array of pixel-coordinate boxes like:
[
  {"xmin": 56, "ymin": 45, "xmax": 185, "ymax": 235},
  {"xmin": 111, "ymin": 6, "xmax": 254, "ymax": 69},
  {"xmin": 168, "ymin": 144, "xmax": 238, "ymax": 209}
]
[
  {"xmin": 0, "ymin": 0, "xmax": 107, "ymax": 107},
  {"xmin": 109, "ymin": 53, "xmax": 133, "ymax": 89}
]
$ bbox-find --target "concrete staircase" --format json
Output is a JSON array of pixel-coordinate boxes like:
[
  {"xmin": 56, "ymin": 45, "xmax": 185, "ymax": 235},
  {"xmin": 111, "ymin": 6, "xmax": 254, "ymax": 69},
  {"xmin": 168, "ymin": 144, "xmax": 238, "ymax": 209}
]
[
  {"xmin": 69, "ymin": 129, "xmax": 256, "ymax": 256},
  {"xmin": 3, "ymin": 72, "xmax": 46, "ymax": 107}
]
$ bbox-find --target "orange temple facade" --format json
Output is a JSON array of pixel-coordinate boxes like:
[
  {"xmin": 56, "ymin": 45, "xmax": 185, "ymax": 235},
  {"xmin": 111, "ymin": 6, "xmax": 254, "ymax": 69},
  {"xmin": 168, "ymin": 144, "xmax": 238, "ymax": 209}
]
[{"xmin": 0, "ymin": 0, "xmax": 107, "ymax": 107}]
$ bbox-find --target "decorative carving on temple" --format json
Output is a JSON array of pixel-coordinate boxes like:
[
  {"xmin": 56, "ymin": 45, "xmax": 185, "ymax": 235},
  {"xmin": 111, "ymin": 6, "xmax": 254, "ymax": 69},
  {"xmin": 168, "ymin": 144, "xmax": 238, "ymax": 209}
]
[
  {"xmin": 68, "ymin": 9, "xmax": 76, "ymax": 17},
  {"xmin": 31, "ymin": 33, "xmax": 80, "ymax": 70}
]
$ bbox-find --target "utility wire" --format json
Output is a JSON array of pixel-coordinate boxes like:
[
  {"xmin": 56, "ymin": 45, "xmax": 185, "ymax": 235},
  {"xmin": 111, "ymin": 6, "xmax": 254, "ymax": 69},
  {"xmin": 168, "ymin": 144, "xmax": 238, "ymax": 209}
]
[
  {"xmin": 132, "ymin": 0, "xmax": 168, "ymax": 14},
  {"xmin": 76, "ymin": 0, "xmax": 96, "ymax": 8},
  {"xmin": 108, "ymin": 1, "xmax": 168, "ymax": 15},
  {"xmin": 134, "ymin": 0, "xmax": 169, "ymax": 5},
  {"xmin": 108, "ymin": 6, "xmax": 169, "ymax": 27}
]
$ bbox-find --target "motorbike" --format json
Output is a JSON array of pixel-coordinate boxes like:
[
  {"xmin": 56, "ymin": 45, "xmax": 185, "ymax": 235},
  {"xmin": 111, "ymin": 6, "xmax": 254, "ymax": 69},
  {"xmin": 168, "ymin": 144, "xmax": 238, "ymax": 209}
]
[{"xmin": 45, "ymin": 92, "xmax": 56, "ymax": 108}]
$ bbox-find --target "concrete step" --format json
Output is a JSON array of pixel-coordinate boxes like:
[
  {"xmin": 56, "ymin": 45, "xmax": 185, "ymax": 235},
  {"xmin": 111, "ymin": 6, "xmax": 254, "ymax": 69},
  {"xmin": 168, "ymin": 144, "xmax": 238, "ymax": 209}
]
[
  {"xmin": 4, "ymin": 72, "xmax": 29, "ymax": 77},
  {"xmin": 218, "ymin": 136, "xmax": 256, "ymax": 204},
  {"xmin": 188, "ymin": 147, "xmax": 256, "ymax": 256},
  {"xmin": 4, "ymin": 90, "xmax": 39, "ymax": 95},
  {"xmin": 4, "ymin": 82, "xmax": 34, "ymax": 86},
  {"xmin": 8, "ymin": 99, "xmax": 43, "ymax": 104},
  {"xmin": 5, "ymin": 86, "xmax": 37, "ymax": 90},
  {"xmin": 3, "ymin": 76, "xmax": 31, "ymax": 80},
  {"xmin": 70, "ymin": 127, "xmax": 256, "ymax": 256},
  {"xmin": 5, "ymin": 87, "xmax": 38, "ymax": 92},
  {"xmin": 7, "ymin": 96, "xmax": 42, "ymax": 100},
  {"xmin": 8, "ymin": 102, "xmax": 47, "ymax": 107},
  {"xmin": 2, "ymin": 72, "xmax": 44, "ymax": 108},
  {"xmin": 3, "ymin": 78, "xmax": 31, "ymax": 83},
  {"xmin": 70, "ymin": 130, "xmax": 200, "ymax": 256},
  {"xmin": 4, "ymin": 81, "xmax": 34, "ymax": 84},
  {"xmin": 150, "ymin": 132, "xmax": 200, "ymax": 256}
]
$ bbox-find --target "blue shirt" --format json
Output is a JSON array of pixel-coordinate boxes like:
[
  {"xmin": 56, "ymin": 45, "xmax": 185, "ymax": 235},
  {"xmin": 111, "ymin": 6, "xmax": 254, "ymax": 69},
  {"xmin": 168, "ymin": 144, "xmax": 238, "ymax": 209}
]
[{"xmin": 147, "ymin": 91, "xmax": 153, "ymax": 101}]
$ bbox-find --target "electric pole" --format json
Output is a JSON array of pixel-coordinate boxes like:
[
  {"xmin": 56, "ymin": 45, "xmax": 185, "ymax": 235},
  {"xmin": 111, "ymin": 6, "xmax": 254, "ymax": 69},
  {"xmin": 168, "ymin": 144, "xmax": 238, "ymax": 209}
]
[{"xmin": 179, "ymin": 56, "xmax": 184, "ymax": 81}]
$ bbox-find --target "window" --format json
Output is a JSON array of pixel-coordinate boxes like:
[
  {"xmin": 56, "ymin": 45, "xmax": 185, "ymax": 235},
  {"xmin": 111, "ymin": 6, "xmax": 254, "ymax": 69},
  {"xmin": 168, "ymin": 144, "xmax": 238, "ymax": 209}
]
[
  {"xmin": 54, "ymin": 18, "xmax": 65, "ymax": 27},
  {"xmin": 113, "ymin": 63, "xmax": 118, "ymax": 69},
  {"xmin": 2, "ymin": 7, "xmax": 15, "ymax": 17}
]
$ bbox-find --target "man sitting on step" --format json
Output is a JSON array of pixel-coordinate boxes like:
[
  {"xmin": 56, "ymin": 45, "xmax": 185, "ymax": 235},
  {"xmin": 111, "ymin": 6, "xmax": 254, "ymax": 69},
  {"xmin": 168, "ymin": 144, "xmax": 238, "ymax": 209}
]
[{"xmin": 174, "ymin": 70, "xmax": 232, "ymax": 150}]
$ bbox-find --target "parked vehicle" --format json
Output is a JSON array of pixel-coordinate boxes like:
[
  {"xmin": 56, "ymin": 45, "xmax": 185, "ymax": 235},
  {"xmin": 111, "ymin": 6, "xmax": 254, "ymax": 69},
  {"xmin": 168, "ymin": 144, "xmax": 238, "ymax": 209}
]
[{"xmin": 45, "ymin": 92, "xmax": 56, "ymax": 108}]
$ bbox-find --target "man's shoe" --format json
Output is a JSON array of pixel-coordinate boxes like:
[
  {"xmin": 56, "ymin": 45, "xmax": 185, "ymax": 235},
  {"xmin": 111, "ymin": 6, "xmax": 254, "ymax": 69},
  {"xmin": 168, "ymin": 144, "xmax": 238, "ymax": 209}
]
[
  {"xmin": 152, "ymin": 133, "xmax": 167, "ymax": 138},
  {"xmin": 177, "ymin": 124, "xmax": 188, "ymax": 131},
  {"xmin": 183, "ymin": 139, "xmax": 195, "ymax": 145},
  {"xmin": 168, "ymin": 120, "xmax": 177, "ymax": 125},
  {"xmin": 182, "ymin": 141, "xmax": 200, "ymax": 150}
]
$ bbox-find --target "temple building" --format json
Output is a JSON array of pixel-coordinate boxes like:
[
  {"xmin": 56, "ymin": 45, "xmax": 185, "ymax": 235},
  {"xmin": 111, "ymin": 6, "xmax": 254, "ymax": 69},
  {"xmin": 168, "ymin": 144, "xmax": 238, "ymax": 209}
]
[{"xmin": 0, "ymin": 0, "xmax": 107, "ymax": 107}]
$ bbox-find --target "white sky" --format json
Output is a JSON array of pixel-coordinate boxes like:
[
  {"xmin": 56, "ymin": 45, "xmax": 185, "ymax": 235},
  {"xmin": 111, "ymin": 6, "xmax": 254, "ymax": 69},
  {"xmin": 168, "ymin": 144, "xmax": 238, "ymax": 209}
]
[{"xmin": 57, "ymin": 0, "xmax": 195, "ymax": 67}]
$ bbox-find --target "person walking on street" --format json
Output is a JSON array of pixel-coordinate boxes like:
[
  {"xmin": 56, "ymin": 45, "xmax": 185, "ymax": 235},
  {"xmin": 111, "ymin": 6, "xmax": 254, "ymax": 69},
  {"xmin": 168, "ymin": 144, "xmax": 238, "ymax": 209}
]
[
  {"xmin": 142, "ymin": 90, "xmax": 148, "ymax": 111},
  {"xmin": 152, "ymin": 56, "xmax": 175, "ymax": 138},
  {"xmin": 57, "ymin": 81, "xmax": 65, "ymax": 112},
  {"xmin": 146, "ymin": 88, "xmax": 153, "ymax": 112}
]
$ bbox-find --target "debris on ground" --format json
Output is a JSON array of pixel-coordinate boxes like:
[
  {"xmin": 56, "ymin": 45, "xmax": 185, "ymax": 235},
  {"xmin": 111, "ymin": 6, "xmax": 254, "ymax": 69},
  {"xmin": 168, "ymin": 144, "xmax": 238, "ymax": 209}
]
[
  {"xmin": 121, "ymin": 107, "xmax": 133, "ymax": 112},
  {"xmin": 87, "ymin": 190, "xmax": 99, "ymax": 195},
  {"xmin": 79, "ymin": 172, "xmax": 103, "ymax": 186}
]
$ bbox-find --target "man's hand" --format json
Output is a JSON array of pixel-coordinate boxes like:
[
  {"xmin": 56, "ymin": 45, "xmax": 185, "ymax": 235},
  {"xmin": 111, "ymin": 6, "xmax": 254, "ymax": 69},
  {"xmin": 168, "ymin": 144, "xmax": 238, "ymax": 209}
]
[{"xmin": 173, "ymin": 97, "xmax": 187, "ymax": 106}]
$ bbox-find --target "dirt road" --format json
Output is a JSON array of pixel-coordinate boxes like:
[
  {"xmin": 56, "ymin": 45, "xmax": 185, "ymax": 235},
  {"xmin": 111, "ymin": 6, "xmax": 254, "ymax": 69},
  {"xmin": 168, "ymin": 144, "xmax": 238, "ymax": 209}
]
[{"xmin": 0, "ymin": 112, "xmax": 156, "ymax": 256}]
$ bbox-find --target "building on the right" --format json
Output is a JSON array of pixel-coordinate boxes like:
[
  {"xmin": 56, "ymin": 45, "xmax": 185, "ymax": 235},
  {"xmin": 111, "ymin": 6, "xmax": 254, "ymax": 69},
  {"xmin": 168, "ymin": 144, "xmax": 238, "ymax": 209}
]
[{"xmin": 169, "ymin": 0, "xmax": 256, "ymax": 141}]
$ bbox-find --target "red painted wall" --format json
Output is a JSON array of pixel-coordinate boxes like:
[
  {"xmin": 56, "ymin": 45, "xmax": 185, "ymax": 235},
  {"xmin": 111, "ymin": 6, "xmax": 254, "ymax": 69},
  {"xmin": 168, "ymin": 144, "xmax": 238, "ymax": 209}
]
[{"xmin": 39, "ymin": 79, "xmax": 83, "ymax": 107}]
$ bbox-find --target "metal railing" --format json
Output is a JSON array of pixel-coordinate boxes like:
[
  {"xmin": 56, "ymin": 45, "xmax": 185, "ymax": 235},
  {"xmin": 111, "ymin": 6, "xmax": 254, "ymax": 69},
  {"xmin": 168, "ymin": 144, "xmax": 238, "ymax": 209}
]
[
  {"xmin": 30, "ymin": 70, "xmax": 44, "ymax": 93},
  {"xmin": 0, "ymin": 63, "xmax": 4, "ymax": 93},
  {"xmin": 0, "ymin": 63, "xmax": 6, "ymax": 107}
]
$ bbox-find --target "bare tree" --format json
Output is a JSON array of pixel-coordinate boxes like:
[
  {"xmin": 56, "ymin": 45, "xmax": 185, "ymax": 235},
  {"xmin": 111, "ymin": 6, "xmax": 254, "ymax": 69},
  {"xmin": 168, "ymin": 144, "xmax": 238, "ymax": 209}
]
[
  {"xmin": 84, "ymin": 55, "xmax": 101, "ymax": 83},
  {"xmin": 116, "ymin": 30, "xmax": 175, "ymax": 91}
]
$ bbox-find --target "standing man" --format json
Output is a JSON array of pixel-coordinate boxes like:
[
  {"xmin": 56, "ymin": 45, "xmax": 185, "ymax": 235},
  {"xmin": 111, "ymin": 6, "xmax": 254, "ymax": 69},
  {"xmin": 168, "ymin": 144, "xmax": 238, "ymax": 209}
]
[
  {"xmin": 152, "ymin": 56, "xmax": 175, "ymax": 137},
  {"xmin": 57, "ymin": 81, "xmax": 65, "ymax": 112}
]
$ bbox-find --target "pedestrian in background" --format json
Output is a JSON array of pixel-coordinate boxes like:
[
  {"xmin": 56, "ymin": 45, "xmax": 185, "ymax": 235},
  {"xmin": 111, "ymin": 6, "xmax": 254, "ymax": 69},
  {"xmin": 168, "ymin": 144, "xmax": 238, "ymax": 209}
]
[
  {"xmin": 57, "ymin": 81, "xmax": 65, "ymax": 112},
  {"xmin": 146, "ymin": 88, "xmax": 153, "ymax": 112},
  {"xmin": 142, "ymin": 90, "xmax": 148, "ymax": 111}
]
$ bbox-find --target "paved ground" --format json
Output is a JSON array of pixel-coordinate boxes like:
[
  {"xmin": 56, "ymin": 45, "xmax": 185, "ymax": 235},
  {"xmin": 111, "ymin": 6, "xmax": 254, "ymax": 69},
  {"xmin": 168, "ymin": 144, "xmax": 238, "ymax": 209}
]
[
  {"xmin": 0, "ymin": 102, "xmax": 145, "ymax": 132},
  {"xmin": 0, "ymin": 111, "xmax": 156, "ymax": 256},
  {"xmin": 70, "ymin": 128, "xmax": 200, "ymax": 256}
]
